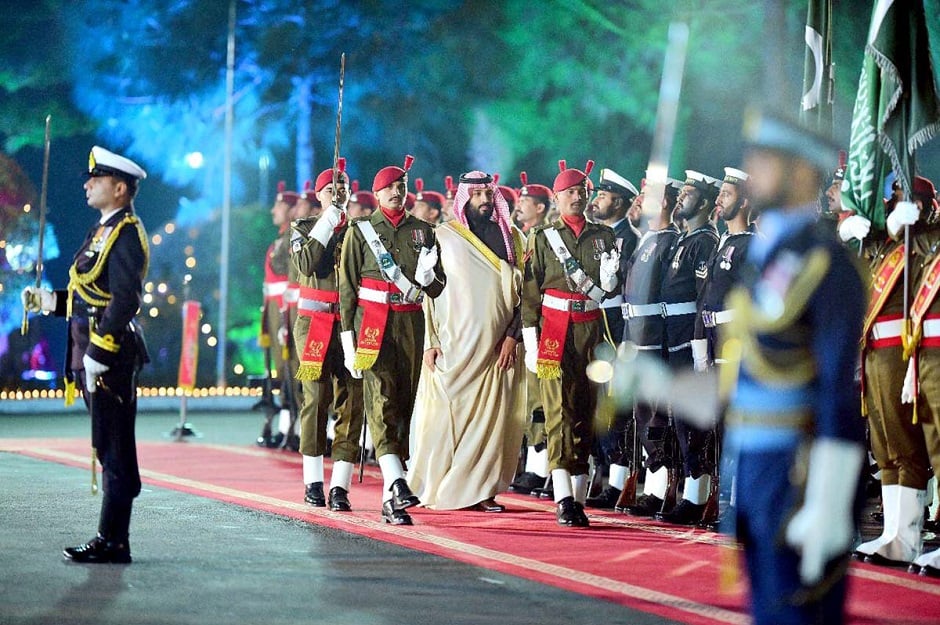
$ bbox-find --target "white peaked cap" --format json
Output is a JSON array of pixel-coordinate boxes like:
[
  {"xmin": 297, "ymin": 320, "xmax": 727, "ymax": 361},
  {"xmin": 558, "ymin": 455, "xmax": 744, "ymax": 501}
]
[
  {"xmin": 723, "ymin": 167, "xmax": 750, "ymax": 184},
  {"xmin": 599, "ymin": 168, "xmax": 639, "ymax": 197},
  {"xmin": 88, "ymin": 146, "xmax": 148, "ymax": 180}
]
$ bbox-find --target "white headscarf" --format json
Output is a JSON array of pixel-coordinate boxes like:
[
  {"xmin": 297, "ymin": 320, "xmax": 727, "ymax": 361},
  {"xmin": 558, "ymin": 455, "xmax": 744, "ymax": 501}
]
[{"xmin": 452, "ymin": 170, "xmax": 515, "ymax": 264}]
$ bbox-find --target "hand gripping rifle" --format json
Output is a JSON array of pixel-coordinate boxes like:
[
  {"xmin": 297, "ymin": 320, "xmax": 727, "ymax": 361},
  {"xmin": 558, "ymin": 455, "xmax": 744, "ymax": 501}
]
[{"xmin": 22, "ymin": 115, "xmax": 52, "ymax": 335}]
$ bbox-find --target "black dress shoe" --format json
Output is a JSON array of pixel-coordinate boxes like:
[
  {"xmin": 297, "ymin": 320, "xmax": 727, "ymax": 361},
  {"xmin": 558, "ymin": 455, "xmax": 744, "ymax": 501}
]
[
  {"xmin": 508, "ymin": 472, "xmax": 545, "ymax": 494},
  {"xmin": 282, "ymin": 433, "xmax": 300, "ymax": 452},
  {"xmin": 921, "ymin": 564, "xmax": 940, "ymax": 578},
  {"xmin": 63, "ymin": 535, "xmax": 131, "ymax": 564},
  {"xmin": 304, "ymin": 482, "xmax": 326, "ymax": 507},
  {"xmin": 268, "ymin": 432, "xmax": 285, "ymax": 449},
  {"xmin": 390, "ymin": 478, "xmax": 420, "ymax": 509},
  {"xmin": 556, "ymin": 497, "xmax": 590, "ymax": 527},
  {"xmin": 622, "ymin": 493, "xmax": 664, "ymax": 517},
  {"xmin": 381, "ymin": 500, "xmax": 413, "ymax": 525},
  {"xmin": 656, "ymin": 499, "xmax": 706, "ymax": 525},
  {"xmin": 864, "ymin": 553, "xmax": 911, "ymax": 568},
  {"xmin": 532, "ymin": 482, "xmax": 554, "ymax": 499},
  {"xmin": 585, "ymin": 486, "xmax": 622, "ymax": 509},
  {"xmin": 467, "ymin": 498, "xmax": 505, "ymax": 513},
  {"xmin": 328, "ymin": 487, "xmax": 351, "ymax": 511}
]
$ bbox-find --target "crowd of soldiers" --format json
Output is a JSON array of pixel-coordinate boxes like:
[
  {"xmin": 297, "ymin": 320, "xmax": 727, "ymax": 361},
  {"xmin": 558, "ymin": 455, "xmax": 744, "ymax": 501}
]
[{"xmin": 254, "ymin": 131, "xmax": 940, "ymax": 575}]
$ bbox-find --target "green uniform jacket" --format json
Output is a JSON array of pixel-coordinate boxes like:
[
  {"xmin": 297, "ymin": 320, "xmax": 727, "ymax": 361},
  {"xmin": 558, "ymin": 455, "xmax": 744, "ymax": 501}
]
[
  {"xmin": 522, "ymin": 219, "xmax": 621, "ymax": 327},
  {"xmin": 339, "ymin": 210, "xmax": 446, "ymax": 332}
]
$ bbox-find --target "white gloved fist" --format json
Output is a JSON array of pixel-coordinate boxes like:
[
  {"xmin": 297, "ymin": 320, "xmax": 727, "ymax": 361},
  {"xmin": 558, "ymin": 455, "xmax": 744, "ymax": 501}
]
[
  {"xmin": 901, "ymin": 357, "xmax": 916, "ymax": 404},
  {"xmin": 308, "ymin": 204, "xmax": 344, "ymax": 246},
  {"xmin": 784, "ymin": 438, "xmax": 864, "ymax": 585},
  {"xmin": 599, "ymin": 249, "xmax": 620, "ymax": 292},
  {"xmin": 522, "ymin": 326, "xmax": 539, "ymax": 374},
  {"xmin": 690, "ymin": 338, "xmax": 709, "ymax": 372},
  {"xmin": 414, "ymin": 245, "xmax": 438, "ymax": 288},
  {"xmin": 276, "ymin": 326, "xmax": 288, "ymax": 347},
  {"xmin": 887, "ymin": 201, "xmax": 920, "ymax": 238},
  {"xmin": 21, "ymin": 286, "xmax": 56, "ymax": 314},
  {"xmin": 82, "ymin": 354, "xmax": 110, "ymax": 393},
  {"xmin": 838, "ymin": 214, "xmax": 871, "ymax": 242},
  {"xmin": 339, "ymin": 330, "xmax": 362, "ymax": 379}
]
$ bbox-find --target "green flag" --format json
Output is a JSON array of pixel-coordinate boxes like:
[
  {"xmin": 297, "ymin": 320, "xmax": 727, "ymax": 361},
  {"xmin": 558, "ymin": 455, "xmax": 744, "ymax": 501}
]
[
  {"xmin": 843, "ymin": 0, "xmax": 940, "ymax": 231},
  {"xmin": 800, "ymin": 0, "xmax": 833, "ymax": 135}
]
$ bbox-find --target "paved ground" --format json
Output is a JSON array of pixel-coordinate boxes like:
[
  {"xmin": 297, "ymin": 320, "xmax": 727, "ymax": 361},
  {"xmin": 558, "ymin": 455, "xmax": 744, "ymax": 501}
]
[{"xmin": 0, "ymin": 407, "xmax": 681, "ymax": 625}]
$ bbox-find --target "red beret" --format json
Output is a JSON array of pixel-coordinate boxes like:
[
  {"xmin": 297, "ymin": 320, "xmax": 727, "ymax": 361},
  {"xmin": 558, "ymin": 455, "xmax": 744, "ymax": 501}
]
[
  {"xmin": 372, "ymin": 154, "xmax": 414, "ymax": 192},
  {"xmin": 300, "ymin": 179, "xmax": 314, "ymax": 200},
  {"xmin": 518, "ymin": 171, "xmax": 552, "ymax": 201},
  {"xmin": 499, "ymin": 186, "xmax": 518, "ymax": 205},
  {"xmin": 414, "ymin": 178, "xmax": 445, "ymax": 208},
  {"xmin": 314, "ymin": 158, "xmax": 349, "ymax": 193},
  {"xmin": 275, "ymin": 180, "xmax": 299, "ymax": 206},
  {"xmin": 352, "ymin": 191, "xmax": 376, "ymax": 209},
  {"xmin": 552, "ymin": 159, "xmax": 595, "ymax": 192}
]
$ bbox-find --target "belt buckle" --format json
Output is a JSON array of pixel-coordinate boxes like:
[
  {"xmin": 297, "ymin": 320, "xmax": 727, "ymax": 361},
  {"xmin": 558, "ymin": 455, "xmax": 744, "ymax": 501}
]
[
  {"xmin": 621, "ymin": 303, "xmax": 632, "ymax": 319},
  {"xmin": 389, "ymin": 293, "xmax": 403, "ymax": 305},
  {"xmin": 660, "ymin": 302, "xmax": 669, "ymax": 318},
  {"xmin": 701, "ymin": 310, "xmax": 715, "ymax": 328},
  {"xmin": 570, "ymin": 300, "xmax": 586, "ymax": 313}
]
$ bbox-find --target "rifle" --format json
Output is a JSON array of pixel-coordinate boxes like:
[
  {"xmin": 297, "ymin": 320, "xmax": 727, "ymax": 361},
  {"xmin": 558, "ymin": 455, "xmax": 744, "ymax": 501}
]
[
  {"xmin": 699, "ymin": 428, "xmax": 721, "ymax": 527},
  {"xmin": 252, "ymin": 341, "xmax": 279, "ymax": 446},
  {"xmin": 662, "ymin": 414, "xmax": 681, "ymax": 513},
  {"xmin": 22, "ymin": 115, "xmax": 51, "ymax": 335},
  {"xmin": 614, "ymin": 402, "xmax": 639, "ymax": 511}
]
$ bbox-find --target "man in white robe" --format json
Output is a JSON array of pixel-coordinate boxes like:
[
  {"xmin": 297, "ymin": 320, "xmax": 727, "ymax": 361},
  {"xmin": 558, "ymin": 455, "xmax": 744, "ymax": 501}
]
[{"xmin": 408, "ymin": 171, "xmax": 526, "ymax": 511}]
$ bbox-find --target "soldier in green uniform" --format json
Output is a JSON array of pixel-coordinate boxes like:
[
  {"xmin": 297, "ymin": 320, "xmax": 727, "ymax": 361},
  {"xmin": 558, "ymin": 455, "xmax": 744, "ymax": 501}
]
[
  {"xmin": 291, "ymin": 160, "xmax": 364, "ymax": 511},
  {"xmin": 509, "ymin": 173, "xmax": 554, "ymax": 496},
  {"xmin": 258, "ymin": 182, "xmax": 299, "ymax": 448},
  {"xmin": 521, "ymin": 160, "xmax": 621, "ymax": 527},
  {"xmin": 338, "ymin": 155, "xmax": 446, "ymax": 525},
  {"xmin": 840, "ymin": 176, "xmax": 938, "ymax": 567}
]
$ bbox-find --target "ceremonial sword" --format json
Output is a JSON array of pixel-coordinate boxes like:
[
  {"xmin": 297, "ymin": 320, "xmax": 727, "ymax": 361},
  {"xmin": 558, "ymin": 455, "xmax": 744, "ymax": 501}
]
[{"xmin": 21, "ymin": 114, "xmax": 52, "ymax": 335}]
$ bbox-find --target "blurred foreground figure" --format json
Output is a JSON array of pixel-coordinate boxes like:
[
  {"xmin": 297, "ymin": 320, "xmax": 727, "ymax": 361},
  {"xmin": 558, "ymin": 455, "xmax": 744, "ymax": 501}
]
[{"xmin": 724, "ymin": 110, "xmax": 866, "ymax": 624}]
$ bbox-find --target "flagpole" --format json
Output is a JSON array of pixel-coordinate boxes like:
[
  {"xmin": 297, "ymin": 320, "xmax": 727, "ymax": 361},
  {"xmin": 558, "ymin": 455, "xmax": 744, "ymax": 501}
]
[{"xmin": 216, "ymin": 0, "xmax": 236, "ymax": 388}]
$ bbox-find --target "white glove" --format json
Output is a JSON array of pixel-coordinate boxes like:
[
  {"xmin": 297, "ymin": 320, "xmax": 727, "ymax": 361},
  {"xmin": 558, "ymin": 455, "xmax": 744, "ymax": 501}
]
[
  {"xmin": 522, "ymin": 326, "xmax": 539, "ymax": 374},
  {"xmin": 21, "ymin": 286, "xmax": 56, "ymax": 314},
  {"xmin": 599, "ymin": 249, "xmax": 620, "ymax": 292},
  {"xmin": 901, "ymin": 357, "xmax": 916, "ymax": 404},
  {"xmin": 340, "ymin": 330, "xmax": 362, "ymax": 379},
  {"xmin": 82, "ymin": 354, "xmax": 110, "ymax": 393},
  {"xmin": 784, "ymin": 438, "xmax": 864, "ymax": 585},
  {"xmin": 887, "ymin": 201, "xmax": 920, "ymax": 238},
  {"xmin": 690, "ymin": 338, "xmax": 709, "ymax": 372},
  {"xmin": 276, "ymin": 326, "xmax": 288, "ymax": 347},
  {"xmin": 414, "ymin": 245, "xmax": 438, "ymax": 288},
  {"xmin": 837, "ymin": 214, "xmax": 871, "ymax": 242},
  {"xmin": 308, "ymin": 204, "xmax": 344, "ymax": 246}
]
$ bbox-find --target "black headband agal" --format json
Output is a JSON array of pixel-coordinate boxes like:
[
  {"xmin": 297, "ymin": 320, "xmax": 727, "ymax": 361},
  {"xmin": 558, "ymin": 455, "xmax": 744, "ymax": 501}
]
[{"xmin": 459, "ymin": 173, "xmax": 493, "ymax": 185}]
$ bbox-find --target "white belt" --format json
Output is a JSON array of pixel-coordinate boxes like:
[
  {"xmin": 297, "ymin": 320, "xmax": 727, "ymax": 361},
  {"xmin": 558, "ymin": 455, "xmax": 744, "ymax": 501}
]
[
  {"xmin": 263, "ymin": 281, "xmax": 288, "ymax": 297},
  {"xmin": 701, "ymin": 309, "xmax": 734, "ymax": 328},
  {"xmin": 283, "ymin": 286, "xmax": 300, "ymax": 304},
  {"xmin": 622, "ymin": 301, "xmax": 696, "ymax": 319},
  {"xmin": 871, "ymin": 318, "xmax": 903, "ymax": 340},
  {"xmin": 298, "ymin": 298, "xmax": 338, "ymax": 314},
  {"xmin": 358, "ymin": 286, "xmax": 424, "ymax": 305},
  {"xmin": 924, "ymin": 318, "xmax": 940, "ymax": 338},
  {"xmin": 542, "ymin": 293, "xmax": 600, "ymax": 313},
  {"xmin": 600, "ymin": 294, "xmax": 624, "ymax": 309}
]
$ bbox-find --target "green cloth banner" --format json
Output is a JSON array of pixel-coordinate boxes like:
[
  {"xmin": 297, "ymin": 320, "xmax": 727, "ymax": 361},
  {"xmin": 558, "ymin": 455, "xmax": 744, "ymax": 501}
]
[{"xmin": 843, "ymin": 0, "xmax": 940, "ymax": 231}]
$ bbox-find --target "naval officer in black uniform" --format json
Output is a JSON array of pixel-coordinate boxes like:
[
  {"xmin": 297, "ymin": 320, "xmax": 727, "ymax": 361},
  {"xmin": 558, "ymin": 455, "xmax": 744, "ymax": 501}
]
[{"xmin": 23, "ymin": 145, "xmax": 150, "ymax": 563}]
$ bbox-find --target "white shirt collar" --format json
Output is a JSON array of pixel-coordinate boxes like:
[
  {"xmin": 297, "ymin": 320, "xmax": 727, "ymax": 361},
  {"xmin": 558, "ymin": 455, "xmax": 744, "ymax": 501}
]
[{"xmin": 99, "ymin": 208, "xmax": 122, "ymax": 225}]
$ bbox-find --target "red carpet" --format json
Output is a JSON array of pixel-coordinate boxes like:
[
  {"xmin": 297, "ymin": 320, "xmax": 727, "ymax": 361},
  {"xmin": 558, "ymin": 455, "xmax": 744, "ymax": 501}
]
[{"xmin": 7, "ymin": 438, "xmax": 940, "ymax": 625}]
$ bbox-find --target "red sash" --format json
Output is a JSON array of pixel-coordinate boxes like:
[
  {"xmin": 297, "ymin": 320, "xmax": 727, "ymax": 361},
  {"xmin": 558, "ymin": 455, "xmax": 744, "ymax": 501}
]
[
  {"xmin": 354, "ymin": 277, "xmax": 423, "ymax": 370},
  {"xmin": 296, "ymin": 288, "xmax": 339, "ymax": 381},
  {"xmin": 910, "ymin": 254, "xmax": 940, "ymax": 348},
  {"xmin": 537, "ymin": 288, "xmax": 602, "ymax": 379},
  {"xmin": 862, "ymin": 244, "xmax": 906, "ymax": 348}
]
